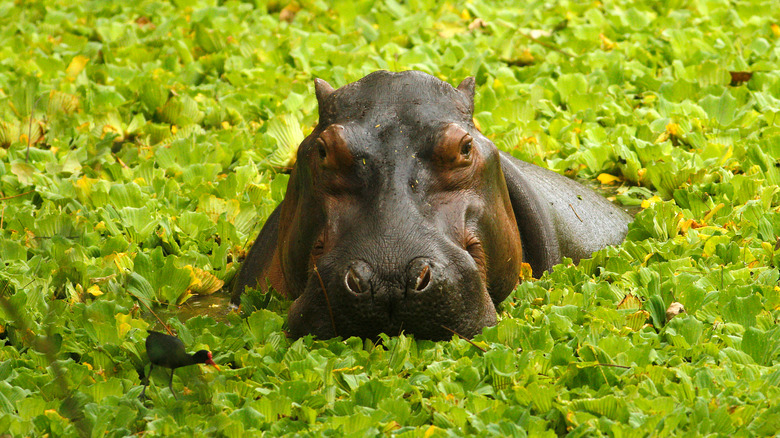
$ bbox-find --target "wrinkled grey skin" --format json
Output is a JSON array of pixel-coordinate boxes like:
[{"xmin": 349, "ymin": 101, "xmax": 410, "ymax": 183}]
[{"xmin": 231, "ymin": 71, "xmax": 631, "ymax": 340}]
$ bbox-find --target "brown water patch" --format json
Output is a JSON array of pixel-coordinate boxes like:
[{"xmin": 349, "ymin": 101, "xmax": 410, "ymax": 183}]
[{"xmin": 148, "ymin": 292, "xmax": 233, "ymax": 325}]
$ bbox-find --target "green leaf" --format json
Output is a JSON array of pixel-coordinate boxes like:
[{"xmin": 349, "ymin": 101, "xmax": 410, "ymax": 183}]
[
  {"xmin": 721, "ymin": 292, "xmax": 762, "ymax": 329},
  {"xmin": 264, "ymin": 114, "xmax": 304, "ymax": 170},
  {"xmin": 10, "ymin": 161, "xmax": 36, "ymax": 186},
  {"xmin": 353, "ymin": 379, "xmax": 392, "ymax": 408},
  {"xmin": 699, "ymin": 89, "xmax": 738, "ymax": 127},
  {"xmin": 742, "ymin": 327, "xmax": 780, "ymax": 366},
  {"xmin": 572, "ymin": 395, "xmax": 629, "ymax": 422}
]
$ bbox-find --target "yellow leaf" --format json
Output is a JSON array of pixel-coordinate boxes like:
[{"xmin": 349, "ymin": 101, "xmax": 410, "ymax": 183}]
[
  {"xmin": 177, "ymin": 290, "xmax": 194, "ymax": 305},
  {"xmin": 383, "ymin": 421, "xmax": 401, "ymax": 433},
  {"xmin": 515, "ymin": 49, "xmax": 535, "ymax": 66},
  {"xmin": 640, "ymin": 195, "xmax": 661, "ymax": 209},
  {"xmin": 519, "ymin": 262, "xmax": 534, "ymax": 281},
  {"xmin": 701, "ymin": 203, "xmax": 725, "ymax": 224},
  {"xmin": 333, "ymin": 365, "xmax": 364, "ymax": 373},
  {"xmin": 45, "ymin": 409, "xmax": 66, "ymax": 420},
  {"xmin": 186, "ymin": 266, "xmax": 225, "ymax": 295},
  {"xmin": 107, "ymin": 252, "xmax": 133, "ymax": 271},
  {"xmin": 66, "ymin": 55, "xmax": 90, "ymax": 81},
  {"xmin": 772, "ymin": 23, "xmax": 780, "ymax": 37},
  {"xmin": 654, "ymin": 131, "xmax": 669, "ymax": 144},
  {"xmin": 599, "ymin": 33, "xmax": 616, "ymax": 50},
  {"xmin": 115, "ymin": 313, "xmax": 134, "ymax": 338},
  {"xmin": 719, "ymin": 146, "xmax": 733, "ymax": 166},
  {"xmin": 597, "ymin": 173, "xmax": 621, "ymax": 184},
  {"xmin": 75, "ymin": 175, "xmax": 96, "ymax": 198},
  {"xmin": 87, "ymin": 285, "xmax": 103, "ymax": 296},
  {"xmin": 617, "ymin": 293, "xmax": 642, "ymax": 310},
  {"xmin": 679, "ymin": 219, "xmax": 695, "ymax": 234},
  {"xmin": 626, "ymin": 310, "xmax": 650, "ymax": 331},
  {"xmin": 424, "ymin": 425, "xmax": 439, "ymax": 438}
]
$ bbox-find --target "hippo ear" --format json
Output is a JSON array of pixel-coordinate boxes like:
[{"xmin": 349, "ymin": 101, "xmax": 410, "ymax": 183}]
[
  {"xmin": 314, "ymin": 78, "xmax": 335, "ymax": 106},
  {"xmin": 456, "ymin": 77, "xmax": 475, "ymax": 114}
]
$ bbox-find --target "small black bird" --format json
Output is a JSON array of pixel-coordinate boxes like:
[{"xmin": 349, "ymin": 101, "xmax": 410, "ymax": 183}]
[{"xmin": 140, "ymin": 330, "xmax": 219, "ymax": 399}]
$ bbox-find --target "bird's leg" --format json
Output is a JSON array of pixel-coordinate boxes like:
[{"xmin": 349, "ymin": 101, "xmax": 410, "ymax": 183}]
[
  {"xmin": 169, "ymin": 370, "xmax": 178, "ymax": 400},
  {"xmin": 140, "ymin": 363, "xmax": 152, "ymax": 400}
]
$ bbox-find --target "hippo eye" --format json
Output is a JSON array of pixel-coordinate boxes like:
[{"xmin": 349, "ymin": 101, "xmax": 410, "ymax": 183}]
[
  {"xmin": 460, "ymin": 139, "xmax": 472, "ymax": 158},
  {"xmin": 316, "ymin": 139, "xmax": 327, "ymax": 160},
  {"xmin": 434, "ymin": 124, "xmax": 474, "ymax": 168},
  {"xmin": 459, "ymin": 134, "xmax": 473, "ymax": 159}
]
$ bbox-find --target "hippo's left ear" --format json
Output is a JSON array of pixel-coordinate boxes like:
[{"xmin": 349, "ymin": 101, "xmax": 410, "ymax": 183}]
[
  {"xmin": 456, "ymin": 77, "xmax": 475, "ymax": 114},
  {"xmin": 314, "ymin": 78, "xmax": 335, "ymax": 106}
]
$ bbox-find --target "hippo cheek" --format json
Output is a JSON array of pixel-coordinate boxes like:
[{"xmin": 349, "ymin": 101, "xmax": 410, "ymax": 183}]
[{"xmin": 286, "ymin": 255, "xmax": 497, "ymax": 340}]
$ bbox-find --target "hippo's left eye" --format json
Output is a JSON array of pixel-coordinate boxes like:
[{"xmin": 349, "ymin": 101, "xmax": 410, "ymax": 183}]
[
  {"xmin": 315, "ymin": 125, "xmax": 353, "ymax": 171},
  {"xmin": 316, "ymin": 139, "xmax": 327, "ymax": 160}
]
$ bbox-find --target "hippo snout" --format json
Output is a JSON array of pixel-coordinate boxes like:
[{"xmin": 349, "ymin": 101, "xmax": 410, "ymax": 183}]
[
  {"xmin": 343, "ymin": 258, "xmax": 436, "ymax": 297},
  {"xmin": 287, "ymin": 247, "xmax": 497, "ymax": 340}
]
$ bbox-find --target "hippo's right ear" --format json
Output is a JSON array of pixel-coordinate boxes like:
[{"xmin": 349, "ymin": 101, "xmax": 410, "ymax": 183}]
[
  {"xmin": 456, "ymin": 77, "xmax": 475, "ymax": 114},
  {"xmin": 315, "ymin": 78, "xmax": 335, "ymax": 106}
]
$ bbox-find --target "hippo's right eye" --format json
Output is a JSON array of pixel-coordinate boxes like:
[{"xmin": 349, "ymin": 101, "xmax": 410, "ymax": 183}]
[
  {"xmin": 460, "ymin": 137, "xmax": 473, "ymax": 158},
  {"xmin": 434, "ymin": 123, "xmax": 475, "ymax": 170}
]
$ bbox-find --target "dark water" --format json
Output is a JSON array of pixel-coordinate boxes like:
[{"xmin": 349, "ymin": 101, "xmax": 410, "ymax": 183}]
[{"xmin": 152, "ymin": 292, "xmax": 233, "ymax": 324}]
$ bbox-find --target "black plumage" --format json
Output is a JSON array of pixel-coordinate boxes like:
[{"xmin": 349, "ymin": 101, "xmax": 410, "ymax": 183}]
[{"xmin": 140, "ymin": 330, "xmax": 218, "ymax": 399}]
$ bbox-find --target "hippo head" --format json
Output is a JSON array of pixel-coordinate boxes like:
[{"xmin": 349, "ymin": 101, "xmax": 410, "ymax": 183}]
[{"xmin": 265, "ymin": 71, "xmax": 523, "ymax": 340}]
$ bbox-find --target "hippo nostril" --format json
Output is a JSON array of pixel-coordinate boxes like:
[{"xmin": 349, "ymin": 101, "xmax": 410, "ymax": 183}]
[
  {"xmin": 408, "ymin": 258, "xmax": 434, "ymax": 293},
  {"xmin": 415, "ymin": 265, "xmax": 431, "ymax": 291},
  {"xmin": 345, "ymin": 268, "xmax": 362, "ymax": 294},
  {"xmin": 344, "ymin": 261, "xmax": 372, "ymax": 295}
]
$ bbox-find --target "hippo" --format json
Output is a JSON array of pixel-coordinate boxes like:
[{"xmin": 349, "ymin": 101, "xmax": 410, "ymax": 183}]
[{"xmin": 231, "ymin": 70, "xmax": 631, "ymax": 340}]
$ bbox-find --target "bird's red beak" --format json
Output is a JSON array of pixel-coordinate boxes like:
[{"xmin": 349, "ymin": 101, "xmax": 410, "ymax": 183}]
[{"xmin": 206, "ymin": 352, "xmax": 220, "ymax": 370}]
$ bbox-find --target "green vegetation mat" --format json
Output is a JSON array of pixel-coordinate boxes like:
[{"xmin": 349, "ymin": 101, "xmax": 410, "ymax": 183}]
[{"xmin": 1, "ymin": 0, "xmax": 780, "ymax": 436}]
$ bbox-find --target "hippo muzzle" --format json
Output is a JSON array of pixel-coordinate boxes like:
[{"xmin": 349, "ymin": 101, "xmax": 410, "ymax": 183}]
[
  {"xmin": 288, "ymin": 216, "xmax": 499, "ymax": 340},
  {"xmin": 231, "ymin": 70, "xmax": 632, "ymax": 340}
]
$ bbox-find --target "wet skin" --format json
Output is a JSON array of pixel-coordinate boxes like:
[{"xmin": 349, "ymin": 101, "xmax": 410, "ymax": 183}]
[{"xmin": 231, "ymin": 71, "xmax": 631, "ymax": 340}]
